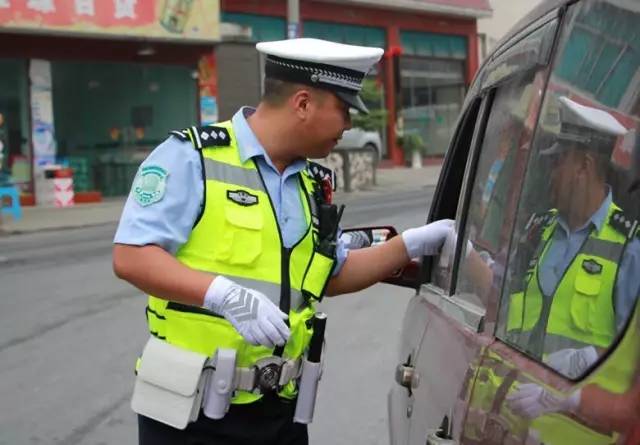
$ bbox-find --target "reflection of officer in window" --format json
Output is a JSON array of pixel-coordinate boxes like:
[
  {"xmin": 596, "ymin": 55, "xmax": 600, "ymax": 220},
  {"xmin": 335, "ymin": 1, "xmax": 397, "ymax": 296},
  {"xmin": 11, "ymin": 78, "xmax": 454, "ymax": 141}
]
[{"xmin": 506, "ymin": 97, "xmax": 640, "ymax": 378}]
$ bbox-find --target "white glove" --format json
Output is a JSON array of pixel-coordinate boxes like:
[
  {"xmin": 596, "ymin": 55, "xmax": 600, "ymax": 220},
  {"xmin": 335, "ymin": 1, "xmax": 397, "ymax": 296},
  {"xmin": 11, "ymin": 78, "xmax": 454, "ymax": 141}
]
[
  {"xmin": 204, "ymin": 276, "xmax": 290, "ymax": 348},
  {"xmin": 545, "ymin": 346, "xmax": 599, "ymax": 379},
  {"xmin": 402, "ymin": 219, "xmax": 455, "ymax": 259},
  {"xmin": 506, "ymin": 383, "xmax": 581, "ymax": 419},
  {"xmin": 439, "ymin": 223, "xmax": 474, "ymax": 267}
]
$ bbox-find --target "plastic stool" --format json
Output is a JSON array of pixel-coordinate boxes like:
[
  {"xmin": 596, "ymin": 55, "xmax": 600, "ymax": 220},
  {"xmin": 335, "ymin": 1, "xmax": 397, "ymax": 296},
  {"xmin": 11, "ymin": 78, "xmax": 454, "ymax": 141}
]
[{"xmin": 0, "ymin": 186, "xmax": 22, "ymax": 221}]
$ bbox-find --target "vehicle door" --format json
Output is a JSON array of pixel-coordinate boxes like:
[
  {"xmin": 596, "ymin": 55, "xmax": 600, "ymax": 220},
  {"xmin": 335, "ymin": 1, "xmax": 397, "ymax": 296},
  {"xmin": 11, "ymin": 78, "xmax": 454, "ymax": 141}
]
[
  {"xmin": 458, "ymin": 1, "xmax": 640, "ymax": 444},
  {"xmin": 388, "ymin": 11, "xmax": 561, "ymax": 445}
]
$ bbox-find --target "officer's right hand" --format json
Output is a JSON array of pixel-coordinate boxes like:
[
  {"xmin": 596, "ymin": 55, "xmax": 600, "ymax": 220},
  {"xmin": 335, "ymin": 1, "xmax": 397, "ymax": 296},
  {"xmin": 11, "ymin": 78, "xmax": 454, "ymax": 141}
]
[{"xmin": 204, "ymin": 276, "xmax": 290, "ymax": 348}]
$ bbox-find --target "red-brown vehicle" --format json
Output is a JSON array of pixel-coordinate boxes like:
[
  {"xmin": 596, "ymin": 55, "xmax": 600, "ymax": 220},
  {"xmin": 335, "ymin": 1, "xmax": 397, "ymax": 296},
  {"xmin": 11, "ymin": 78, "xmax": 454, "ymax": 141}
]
[{"xmin": 369, "ymin": 0, "xmax": 640, "ymax": 444}]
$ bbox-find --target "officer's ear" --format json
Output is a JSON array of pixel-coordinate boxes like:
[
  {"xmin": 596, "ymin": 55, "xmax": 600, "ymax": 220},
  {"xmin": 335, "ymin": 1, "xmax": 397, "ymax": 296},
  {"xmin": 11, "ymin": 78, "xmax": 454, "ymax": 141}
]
[{"xmin": 290, "ymin": 88, "xmax": 313, "ymax": 120}]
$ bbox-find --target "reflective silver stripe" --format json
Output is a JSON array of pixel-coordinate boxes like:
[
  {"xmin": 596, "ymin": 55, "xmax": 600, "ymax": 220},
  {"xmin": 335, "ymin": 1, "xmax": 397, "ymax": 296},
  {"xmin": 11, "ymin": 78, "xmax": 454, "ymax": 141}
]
[
  {"xmin": 582, "ymin": 238, "xmax": 624, "ymax": 263},
  {"xmin": 191, "ymin": 126, "xmax": 202, "ymax": 149},
  {"xmin": 203, "ymin": 157, "xmax": 263, "ymax": 191},
  {"xmin": 216, "ymin": 275, "xmax": 306, "ymax": 312}
]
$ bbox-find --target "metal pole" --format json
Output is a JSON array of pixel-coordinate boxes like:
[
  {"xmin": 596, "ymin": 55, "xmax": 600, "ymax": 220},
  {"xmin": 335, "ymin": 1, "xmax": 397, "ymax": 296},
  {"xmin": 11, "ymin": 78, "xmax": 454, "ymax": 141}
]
[{"xmin": 287, "ymin": 0, "xmax": 300, "ymax": 39}]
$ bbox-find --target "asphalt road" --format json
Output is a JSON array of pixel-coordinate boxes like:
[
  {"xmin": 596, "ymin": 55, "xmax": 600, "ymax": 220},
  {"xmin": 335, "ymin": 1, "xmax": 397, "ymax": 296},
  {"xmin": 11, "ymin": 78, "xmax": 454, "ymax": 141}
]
[{"xmin": 0, "ymin": 186, "xmax": 434, "ymax": 445}]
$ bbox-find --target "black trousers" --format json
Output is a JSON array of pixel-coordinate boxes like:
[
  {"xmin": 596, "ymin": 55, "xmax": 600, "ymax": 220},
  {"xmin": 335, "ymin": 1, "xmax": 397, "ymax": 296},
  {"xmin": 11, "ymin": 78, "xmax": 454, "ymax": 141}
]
[{"xmin": 138, "ymin": 394, "xmax": 308, "ymax": 445}]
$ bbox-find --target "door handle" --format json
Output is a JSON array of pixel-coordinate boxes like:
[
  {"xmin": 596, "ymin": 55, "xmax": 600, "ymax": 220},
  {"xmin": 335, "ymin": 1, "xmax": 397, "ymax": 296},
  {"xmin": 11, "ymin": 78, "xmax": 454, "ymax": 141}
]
[{"xmin": 395, "ymin": 363, "xmax": 420, "ymax": 390}]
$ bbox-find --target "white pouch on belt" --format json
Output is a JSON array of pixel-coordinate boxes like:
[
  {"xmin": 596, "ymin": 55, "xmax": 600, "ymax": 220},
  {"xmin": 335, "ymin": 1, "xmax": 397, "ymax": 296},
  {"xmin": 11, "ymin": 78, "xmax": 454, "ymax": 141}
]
[{"xmin": 131, "ymin": 336, "xmax": 210, "ymax": 430}]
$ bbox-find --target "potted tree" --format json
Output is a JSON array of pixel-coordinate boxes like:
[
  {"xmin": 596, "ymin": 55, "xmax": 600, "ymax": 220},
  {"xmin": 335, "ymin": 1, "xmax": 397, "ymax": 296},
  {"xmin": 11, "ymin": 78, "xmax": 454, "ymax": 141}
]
[{"xmin": 399, "ymin": 131, "xmax": 426, "ymax": 169}]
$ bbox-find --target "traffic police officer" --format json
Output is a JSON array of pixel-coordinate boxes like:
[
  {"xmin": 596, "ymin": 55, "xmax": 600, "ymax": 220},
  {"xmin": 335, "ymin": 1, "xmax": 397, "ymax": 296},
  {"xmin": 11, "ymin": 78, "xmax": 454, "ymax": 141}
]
[
  {"xmin": 113, "ymin": 38, "xmax": 452, "ymax": 445},
  {"xmin": 503, "ymin": 97, "xmax": 640, "ymax": 419}
]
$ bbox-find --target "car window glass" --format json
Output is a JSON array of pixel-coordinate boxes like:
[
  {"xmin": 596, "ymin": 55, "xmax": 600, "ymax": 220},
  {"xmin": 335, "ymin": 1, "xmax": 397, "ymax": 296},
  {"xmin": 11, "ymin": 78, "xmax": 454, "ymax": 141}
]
[
  {"xmin": 442, "ymin": 71, "xmax": 546, "ymax": 324},
  {"xmin": 481, "ymin": 17, "xmax": 558, "ymax": 90},
  {"xmin": 495, "ymin": 0, "xmax": 640, "ymax": 380}
]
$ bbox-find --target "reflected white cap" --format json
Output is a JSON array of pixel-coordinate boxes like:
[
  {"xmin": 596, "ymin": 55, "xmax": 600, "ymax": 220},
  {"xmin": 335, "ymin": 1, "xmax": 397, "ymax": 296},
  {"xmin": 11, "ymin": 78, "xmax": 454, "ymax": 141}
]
[{"xmin": 541, "ymin": 96, "xmax": 627, "ymax": 156}]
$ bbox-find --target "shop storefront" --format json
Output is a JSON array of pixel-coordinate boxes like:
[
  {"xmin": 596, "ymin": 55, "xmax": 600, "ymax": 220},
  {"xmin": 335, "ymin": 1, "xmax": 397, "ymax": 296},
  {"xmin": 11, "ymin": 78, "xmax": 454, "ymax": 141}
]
[
  {"xmin": 0, "ymin": 0, "xmax": 220, "ymax": 204},
  {"xmin": 399, "ymin": 31, "xmax": 468, "ymax": 156},
  {"xmin": 220, "ymin": 0, "xmax": 490, "ymax": 165}
]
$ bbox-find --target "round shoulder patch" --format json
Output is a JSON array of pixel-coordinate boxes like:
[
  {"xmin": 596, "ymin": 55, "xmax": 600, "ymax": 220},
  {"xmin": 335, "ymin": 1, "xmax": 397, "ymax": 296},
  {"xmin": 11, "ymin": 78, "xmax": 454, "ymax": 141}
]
[{"xmin": 133, "ymin": 165, "xmax": 168, "ymax": 207}]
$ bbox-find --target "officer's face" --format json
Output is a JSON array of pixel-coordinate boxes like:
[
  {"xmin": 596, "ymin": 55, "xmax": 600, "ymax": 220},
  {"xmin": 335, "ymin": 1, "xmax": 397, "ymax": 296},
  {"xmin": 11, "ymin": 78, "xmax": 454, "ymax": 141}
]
[
  {"xmin": 303, "ymin": 90, "xmax": 352, "ymax": 157},
  {"xmin": 549, "ymin": 146, "xmax": 590, "ymax": 216}
]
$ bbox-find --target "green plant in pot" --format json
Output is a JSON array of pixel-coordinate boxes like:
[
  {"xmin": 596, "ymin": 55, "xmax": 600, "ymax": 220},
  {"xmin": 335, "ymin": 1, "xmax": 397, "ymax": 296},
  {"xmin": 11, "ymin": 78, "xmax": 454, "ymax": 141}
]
[{"xmin": 399, "ymin": 131, "xmax": 425, "ymax": 169}]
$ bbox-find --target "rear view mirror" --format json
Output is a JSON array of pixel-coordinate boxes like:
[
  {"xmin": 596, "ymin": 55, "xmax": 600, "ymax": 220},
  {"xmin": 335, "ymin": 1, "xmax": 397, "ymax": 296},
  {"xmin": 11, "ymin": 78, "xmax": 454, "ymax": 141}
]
[{"xmin": 340, "ymin": 226, "xmax": 421, "ymax": 289}]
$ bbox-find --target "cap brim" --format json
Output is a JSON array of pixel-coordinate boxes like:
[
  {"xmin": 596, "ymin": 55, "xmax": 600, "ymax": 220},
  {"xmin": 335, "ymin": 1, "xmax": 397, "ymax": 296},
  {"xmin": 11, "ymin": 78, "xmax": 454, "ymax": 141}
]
[{"xmin": 334, "ymin": 91, "xmax": 369, "ymax": 114}]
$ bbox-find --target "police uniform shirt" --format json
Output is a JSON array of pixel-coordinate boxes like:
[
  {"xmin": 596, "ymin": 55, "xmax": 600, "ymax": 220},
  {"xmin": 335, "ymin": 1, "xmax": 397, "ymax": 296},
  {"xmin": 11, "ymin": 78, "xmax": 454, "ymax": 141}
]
[
  {"xmin": 538, "ymin": 189, "xmax": 640, "ymax": 330},
  {"xmin": 114, "ymin": 107, "xmax": 348, "ymax": 275}
]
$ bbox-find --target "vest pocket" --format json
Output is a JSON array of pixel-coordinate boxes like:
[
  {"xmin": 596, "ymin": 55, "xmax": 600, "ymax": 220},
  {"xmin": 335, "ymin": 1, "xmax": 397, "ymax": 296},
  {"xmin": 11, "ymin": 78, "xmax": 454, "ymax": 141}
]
[
  {"xmin": 301, "ymin": 250, "xmax": 336, "ymax": 301},
  {"xmin": 570, "ymin": 270, "xmax": 602, "ymax": 333},
  {"xmin": 215, "ymin": 201, "xmax": 263, "ymax": 265}
]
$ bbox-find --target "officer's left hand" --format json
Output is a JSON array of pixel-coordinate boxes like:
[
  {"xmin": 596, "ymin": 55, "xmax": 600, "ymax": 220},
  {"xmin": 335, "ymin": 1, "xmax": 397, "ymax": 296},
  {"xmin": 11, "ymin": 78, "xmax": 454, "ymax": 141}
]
[
  {"xmin": 506, "ymin": 383, "xmax": 581, "ymax": 419},
  {"xmin": 205, "ymin": 276, "xmax": 290, "ymax": 348}
]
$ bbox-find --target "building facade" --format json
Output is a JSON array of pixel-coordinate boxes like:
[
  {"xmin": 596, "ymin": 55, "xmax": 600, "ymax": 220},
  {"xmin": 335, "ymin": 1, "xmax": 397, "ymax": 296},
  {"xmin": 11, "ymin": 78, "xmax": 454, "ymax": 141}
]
[
  {"xmin": 220, "ymin": 0, "xmax": 492, "ymax": 165},
  {"xmin": 0, "ymin": 0, "xmax": 219, "ymax": 204}
]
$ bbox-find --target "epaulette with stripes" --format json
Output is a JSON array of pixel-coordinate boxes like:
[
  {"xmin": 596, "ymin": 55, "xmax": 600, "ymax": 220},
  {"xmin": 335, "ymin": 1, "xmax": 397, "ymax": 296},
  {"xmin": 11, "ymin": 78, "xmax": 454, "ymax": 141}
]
[
  {"xmin": 522, "ymin": 209, "xmax": 557, "ymax": 245},
  {"xmin": 609, "ymin": 210, "xmax": 638, "ymax": 240},
  {"xmin": 524, "ymin": 209, "xmax": 557, "ymax": 232},
  {"xmin": 169, "ymin": 125, "xmax": 231, "ymax": 149}
]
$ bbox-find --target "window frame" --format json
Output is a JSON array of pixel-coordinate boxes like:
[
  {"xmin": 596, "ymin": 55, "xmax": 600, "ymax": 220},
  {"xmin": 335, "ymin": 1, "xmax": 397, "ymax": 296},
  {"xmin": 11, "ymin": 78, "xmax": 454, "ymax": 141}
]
[{"xmin": 423, "ymin": 11, "xmax": 564, "ymax": 334}]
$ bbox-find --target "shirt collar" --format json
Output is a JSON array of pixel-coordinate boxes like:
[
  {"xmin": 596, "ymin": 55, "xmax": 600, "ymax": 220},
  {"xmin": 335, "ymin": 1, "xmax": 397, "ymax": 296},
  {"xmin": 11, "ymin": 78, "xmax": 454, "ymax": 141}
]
[
  {"xmin": 231, "ymin": 107, "xmax": 307, "ymax": 176},
  {"xmin": 590, "ymin": 186, "xmax": 613, "ymax": 234},
  {"xmin": 231, "ymin": 107, "xmax": 266, "ymax": 164}
]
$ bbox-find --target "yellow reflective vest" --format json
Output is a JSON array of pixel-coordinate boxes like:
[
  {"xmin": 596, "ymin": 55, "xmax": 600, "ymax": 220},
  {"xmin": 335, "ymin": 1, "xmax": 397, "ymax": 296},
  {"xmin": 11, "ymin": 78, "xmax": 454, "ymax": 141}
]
[
  {"xmin": 144, "ymin": 121, "xmax": 336, "ymax": 404},
  {"xmin": 507, "ymin": 203, "xmax": 633, "ymax": 355}
]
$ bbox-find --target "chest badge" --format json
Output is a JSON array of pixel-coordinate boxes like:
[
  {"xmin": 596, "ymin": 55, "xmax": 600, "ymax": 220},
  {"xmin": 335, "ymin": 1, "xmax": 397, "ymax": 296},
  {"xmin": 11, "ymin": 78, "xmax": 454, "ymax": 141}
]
[
  {"xmin": 227, "ymin": 190, "xmax": 259, "ymax": 206},
  {"xmin": 582, "ymin": 258, "xmax": 603, "ymax": 275}
]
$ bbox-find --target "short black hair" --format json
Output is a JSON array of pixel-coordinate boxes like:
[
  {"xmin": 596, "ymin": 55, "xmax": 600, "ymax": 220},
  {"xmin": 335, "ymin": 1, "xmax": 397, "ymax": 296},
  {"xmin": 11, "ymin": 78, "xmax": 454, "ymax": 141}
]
[{"xmin": 262, "ymin": 77, "xmax": 301, "ymax": 106}]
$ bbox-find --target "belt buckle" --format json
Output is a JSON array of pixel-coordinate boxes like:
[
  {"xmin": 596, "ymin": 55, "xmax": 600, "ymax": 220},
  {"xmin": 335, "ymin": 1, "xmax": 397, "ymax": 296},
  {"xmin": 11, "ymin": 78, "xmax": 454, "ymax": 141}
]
[{"xmin": 254, "ymin": 357, "xmax": 283, "ymax": 394}]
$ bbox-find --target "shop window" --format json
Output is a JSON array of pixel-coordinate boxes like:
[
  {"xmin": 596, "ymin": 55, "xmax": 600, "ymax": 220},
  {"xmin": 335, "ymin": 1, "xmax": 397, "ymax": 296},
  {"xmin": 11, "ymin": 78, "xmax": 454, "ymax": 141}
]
[
  {"xmin": 221, "ymin": 13, "xmax": 286, "ymax": 41},
  {"xmin": 0, "ymin": 59, "xmax": 31, "ymax": 193},
  {"xmin": 399, "ymin": 57, "xmax": 466, "ymax": 156},
  {"xmin": 495, "ymin": 0, "xmax": 640, "ymax": 380},
  {"xmin": 52, "ymin": 61, "xmax": 197, "ymax": 197},
  {"xmin": 303, "ymin": 21, "xmax": 386, "ymax": 48},
  {"xmin": 400, "ymin": 31, "xmax": 467, "ymax": 60}
]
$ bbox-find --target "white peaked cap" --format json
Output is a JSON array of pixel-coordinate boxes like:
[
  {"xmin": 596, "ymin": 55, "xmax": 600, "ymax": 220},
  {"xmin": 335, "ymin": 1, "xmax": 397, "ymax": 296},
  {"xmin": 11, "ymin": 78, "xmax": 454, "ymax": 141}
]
[
  {"xmin": 257, "ymin": 38, "xmax": 384, "ymax": 74},
  {"xmin": 256, "ymin": 38, "xmax": 384, "ymax": 113}
]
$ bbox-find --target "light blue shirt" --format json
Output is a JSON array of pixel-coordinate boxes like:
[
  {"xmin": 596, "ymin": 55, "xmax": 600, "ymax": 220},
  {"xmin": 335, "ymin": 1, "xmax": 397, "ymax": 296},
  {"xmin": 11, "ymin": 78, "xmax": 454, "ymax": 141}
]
[
  {"xmin": 114, "ymin": 107, "xmax": 347, "ymax": 274},
  {"xmin": 538, "ymin": 190, "xmax": 640, "ymax": 330}
]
